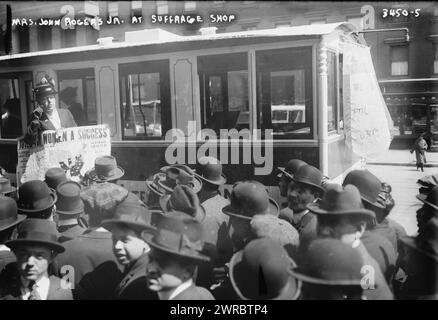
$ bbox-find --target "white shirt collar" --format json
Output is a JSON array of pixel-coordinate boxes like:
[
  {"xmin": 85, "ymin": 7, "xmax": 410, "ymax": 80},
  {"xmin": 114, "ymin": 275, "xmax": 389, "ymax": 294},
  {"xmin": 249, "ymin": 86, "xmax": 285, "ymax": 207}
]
[
  {"xmin": 47, "ymin": 108, "xmax": 61, "ymax": 129},
  {"xmin": 158, "ymin": 278, "xmax": 193, "ymax": 300},
  {"xmin": 0, "ymin": 244, "xmax": 11, "ymax": 252},
  {"xmin": 21, "ymin": 275, "xmax": 51, "ymax": 300}
]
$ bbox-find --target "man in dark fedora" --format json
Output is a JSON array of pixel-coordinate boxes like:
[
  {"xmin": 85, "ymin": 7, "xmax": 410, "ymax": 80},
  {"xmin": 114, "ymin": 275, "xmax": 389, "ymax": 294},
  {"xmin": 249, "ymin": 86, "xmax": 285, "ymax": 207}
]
[
  {"xmin": 85, "ymin": 155, "xmax": 125, "ymax": 185},
  {"xmin": 309, "ymin": 183, "xmax": 394, "ymax": 300},
  {"xmin": 0, "ymin": 219, "xmax": 72, "ymax": 300},
  {"xmin": 60, "ymin": 86, "xmax": 86, "ymax": 126},
  {"xmin": 283, "ymin": 165, "xmax": 324, "ymax": 249},
  {"xmin": 143, "ymin": 211, "xmax": 214, "ymax": 300},
  {"xmin": 416, "ymin": 185, "xmax": 438, "ymax": 236},
  {"xmin": 26, "ymin": 75, "xmax": 77, "ymax": 143},
  {"xmin": 289, "ymin": 238, "xmax": 366, "ymax": 300},
  {"xmin": 16, "ymin": 180, "xmax": 57, "ymax": 220},
  {"xmin": 229, "ymin": 238, "xmax": 301, "ymax": 300},
  {"xmin": 55, "ymin": 182, "xmax": 129, "ymax": 299},
  {"xmin": 0, "ymin": 176, "xmax": 17, "ymax": 199},
  {"xmin": 101, "ymin": 196, "xmax": 157, "ymax": 300},
  {"xmin": 399, "ymin": 217, "xmax": 438, "ymax": 299},
  {"xmin": 343, "ymin": 170, "xmax": 407, "ymax": 254},
  {"xmin": 0, "ymin": 196, "xmax": 26, "ymax": 272},
  {"xmin": 55, "ymin": 181, "xmax": 86, "ymax": 242},
  {"xmin": 277, "ymin": 159, "xmax": 307, "ymax": 199},
  {"xmin": 45, "ymin": 167, "xmax": 68, "ymax": 191}
]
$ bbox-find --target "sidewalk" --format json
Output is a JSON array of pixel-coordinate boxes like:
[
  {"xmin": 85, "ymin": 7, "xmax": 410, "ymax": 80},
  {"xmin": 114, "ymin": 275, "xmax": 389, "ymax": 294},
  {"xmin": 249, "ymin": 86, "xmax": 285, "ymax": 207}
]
[{"xmin": 368, "ymin": 149, "xmax": 438, "ymax": 167}]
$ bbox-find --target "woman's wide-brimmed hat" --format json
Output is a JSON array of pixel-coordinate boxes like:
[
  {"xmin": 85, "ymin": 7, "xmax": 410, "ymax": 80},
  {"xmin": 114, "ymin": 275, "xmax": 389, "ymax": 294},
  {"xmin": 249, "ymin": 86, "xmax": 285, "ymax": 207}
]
[
  {"xmin": 6, "ymin": 218, "xmax": 65, "ymax": 253},
  {"xmin": 17, "ymin": 180, "xmax": 57, "ymax": 215},
  {"xmin": 86, "ymin": 155, "xmax": 125, "ymax": 183},
  {"xmin": 229, "ymin": 238, "xmax": 301, "ymax": 300}
]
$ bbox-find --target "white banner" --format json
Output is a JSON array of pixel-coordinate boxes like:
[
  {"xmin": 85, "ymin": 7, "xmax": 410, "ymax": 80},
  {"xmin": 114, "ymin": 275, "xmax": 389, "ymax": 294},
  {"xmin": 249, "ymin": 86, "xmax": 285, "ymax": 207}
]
[
  {"xmin": 343, "ymin": 42, "xmax": 393, "ymax": 159},
  {"xmin": 17, "ymin": 125, "xmax": 111, "ymax": 184}
]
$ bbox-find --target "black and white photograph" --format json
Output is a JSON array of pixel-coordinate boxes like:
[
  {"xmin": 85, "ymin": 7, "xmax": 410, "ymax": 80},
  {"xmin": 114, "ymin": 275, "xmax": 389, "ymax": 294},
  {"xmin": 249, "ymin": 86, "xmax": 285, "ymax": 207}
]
[{"xmin": 0, "ymin": 0, "xmax": 437, "ymax": 307}]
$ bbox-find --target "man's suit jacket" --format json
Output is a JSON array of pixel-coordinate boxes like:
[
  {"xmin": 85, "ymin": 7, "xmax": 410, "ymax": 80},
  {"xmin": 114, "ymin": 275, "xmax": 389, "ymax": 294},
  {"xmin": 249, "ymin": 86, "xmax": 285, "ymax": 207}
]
[
  {"xmin": 54, "ymin": 228, "xmax": 123, "ymax": 300},
  {"xmin": 0, "ymin": 264, "xmax": 73, "ymax": 300},
  {"xmin": 172, "ymin": 284, "xmax": 215, "ymax": 300},
  {"xmin": 113, "ymin": 254, "xmax": 157, "ymax": 300}
]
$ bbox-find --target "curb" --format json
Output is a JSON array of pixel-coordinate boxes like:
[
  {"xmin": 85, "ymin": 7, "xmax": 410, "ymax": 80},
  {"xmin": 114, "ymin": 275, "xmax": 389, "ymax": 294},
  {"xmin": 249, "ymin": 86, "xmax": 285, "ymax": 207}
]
[{"xmin": 368, "ymin": 162, "xmax": 438, "ymax": 168}]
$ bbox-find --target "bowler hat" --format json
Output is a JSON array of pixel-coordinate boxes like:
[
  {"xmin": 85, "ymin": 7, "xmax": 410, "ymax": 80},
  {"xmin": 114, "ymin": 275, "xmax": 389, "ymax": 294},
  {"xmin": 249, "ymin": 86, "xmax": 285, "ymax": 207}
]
[
  {"xmin": 0, "ymin": 177, "xmax": 16, "ymax": 195},
  {"xmin": 342, "ymin": 170, "xmax": 385, "ymax": 211},
  {"xmin": 159, "ymin": 185, "xmax": 206, "ymax": 221},
  {"xmin": 277, "ymin": 159, "xmax": 307, "ymax": 179},
  {"xmin": 56, "ymin": 181, "xmax": 84, "ymax": 215},
  {"xmin": 308, "ymin": 184, "xmax": 375, "ymax": 221},
  {"xmin": 86, "ymin": 155, "xmax": 125, "ymax": 183},
  {"xmin": 17, "ymin": 180, "xmax": 57, "ymax": 214},
  {"xmin": 289, "ymin": 238, "xmax": 364, "ymax": 286},
  {"xmin": 400, "ymin": 217, "xmax": 438, "ymax": 262},
  {"xmin": 157, "ymin": 164, "xmax": 202, "ymax": 193},
  {"xmin": 102, "ymin": 195, "xmax": 156, "ymax": 235},
  {"xmin": 229, "ymin": 238, "xmax": 301, "ymax": 300},
  {"xmin": 145, "ymin": 172, "xmax": 170, "ymax": 197},
  {"xmin": 33, "ymin": 75, "xmax": 57, "ymax": 101},
  {"xmin": 6, "ymin": 218, "xmax": 64, "ymax": 253},
  {"xmin": 222, "ymin": 181, "xmax": 279, "ymax": 220},
  {"xmin": 292, "ymin": 165, "xmax": 325, "ymax": 194},
  {"xmin": 416, "ymin": 185, "xmax": 438, "ymax": 212},
  {"xmin": 0, "ymin": 195, "xmax": 26, "ymax": 232},
  {"xmin": 195, "ymin": 156, "xmax": 226, "ymax": 185},
  {"xmin": 44, "ymin": 167, "xmax": 68, "ymax": 191},
  {"xmin": 142, "ymin": 211, "xmax": 210, "ymax": 262}
]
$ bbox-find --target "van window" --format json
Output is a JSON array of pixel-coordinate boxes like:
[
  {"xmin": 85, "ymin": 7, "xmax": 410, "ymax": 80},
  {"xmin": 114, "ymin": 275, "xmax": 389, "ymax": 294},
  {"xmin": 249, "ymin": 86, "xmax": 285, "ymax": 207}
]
[{"xmin": 256, "ymin": 47, "xmax": 313, "ymax": 139}]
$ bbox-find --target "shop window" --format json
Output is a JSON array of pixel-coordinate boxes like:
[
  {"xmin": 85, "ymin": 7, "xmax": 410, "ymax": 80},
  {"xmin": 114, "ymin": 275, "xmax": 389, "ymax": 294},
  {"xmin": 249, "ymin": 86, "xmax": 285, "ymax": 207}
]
[
  {"xmin": 327, "ymin": 51, "xmax": 338, "ymax": 133},
  {"xmin": 17, "ymin": 25, "xmax": 30, "ymax": 53},
  {"xmin": 156, "ymin": 1, "xmax": 169, "ymax": 15},
  {"xmin": 107, "ymin": 2, "xmax": 119, "ymax": 18},
  {"xmin": 131, "ymin": 1, "xmax": 143, "ymax": 18},
  {"xmin": 57, "ymin": 68, "xmax": 97, "ymax": 127},
  {"xmin": 61, "ymin": 27, "xmax": 77, "ymax": 48},
  {"xmin": 198, "ymin": 53, "xmax": 249, "ymax": 134},
  {"xmin": 37, "ymin": 23, "xmax": 52, "ymax": 51},
  {"xmin": 391, "ymin": 45, "xmax": 408, "ymax": 76},
  {"xmin": 184, "ymin": 1, "xmax": 197, "ymax": 12},
  {"xmin": 119, "ymin": 60, "xmax": 171, "ymax": 140},
  {"xmin": 256, "ymin": 47, "xmax": 313, "ymax": 139}
]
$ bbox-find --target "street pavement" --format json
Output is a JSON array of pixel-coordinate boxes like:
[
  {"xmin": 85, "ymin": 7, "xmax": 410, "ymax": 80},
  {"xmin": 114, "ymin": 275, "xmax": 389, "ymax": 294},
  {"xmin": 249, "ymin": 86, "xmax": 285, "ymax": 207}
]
[{"xmin": 366, "ymin": 149, "xmax": 438, "ymax": 236}]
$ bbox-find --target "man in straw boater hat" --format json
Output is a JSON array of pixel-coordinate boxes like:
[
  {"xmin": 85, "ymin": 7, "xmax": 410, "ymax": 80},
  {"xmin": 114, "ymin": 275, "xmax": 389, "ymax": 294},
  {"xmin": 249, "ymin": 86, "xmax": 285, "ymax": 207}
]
[
  {"xmin": 283, "ymin": 164, "xmax": 325, "ymax": 249},
  {"xmin": 142, "ymin": 211, "xmax": 214, "ymax": 300},
  {"xmin": 289, "ymin": 238, "xmax": 367, "ymax": 300},
  {"xmin": 0, "ymin": 176, "xmax": 17, "ymax": 199},
  {"xmin": 229, "ymin": 238, "xmax": 301, "ymax": 300},
  {"xmin": 308, "ymin": 183, "xmax": 394, "ymax": 300},
  {"xmin": 55, "ymin": 181, "xmax": 86, "ymax": 242},
  {"xmin": 16, "ymin": 180, "xmax": 57, "ymax": 220},
  {"xmin": 101, "ymin": 195, "xmax": 158, "ymax": 300},
  {"xmin": 0, "ymin": 196, "xmax": 26, "ymax": 272},
  {"xmin": 398, "ymin": 217, "xmax": 438, "ymax": 300},
  {"xmin": 416, "ymin": 185, "xmax": 438, "ymax": 236},
  {"xmin": 0, "ymin": 219, "xmax": 72, "ymax": 300},
  {"xmin": 26, "ymin": 75, "xmax": 77, "ymax": 144}
]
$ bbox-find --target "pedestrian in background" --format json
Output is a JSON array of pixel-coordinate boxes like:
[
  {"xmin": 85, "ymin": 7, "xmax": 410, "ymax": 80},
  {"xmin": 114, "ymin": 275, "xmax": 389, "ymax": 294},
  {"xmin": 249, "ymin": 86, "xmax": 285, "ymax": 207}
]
[{"xmin": 411, "ymin": 133, "xmax": 428, "ymax": 172}]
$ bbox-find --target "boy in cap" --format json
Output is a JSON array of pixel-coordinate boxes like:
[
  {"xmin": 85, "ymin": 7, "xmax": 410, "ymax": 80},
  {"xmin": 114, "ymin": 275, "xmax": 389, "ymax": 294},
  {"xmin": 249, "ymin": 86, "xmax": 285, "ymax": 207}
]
[
  {"xmin": 0, "ymin": 219, "xmax": 72, "ymax": 300},
  {"xmin": 102, "ymin": 196, "xmax": 158, "ymax": 300},
  {"xmin": 26, "ymin": 75, "xmax": 77, "ymax": 143},
  {"xmin": 143, "ymin": 211, "xmax": 214, "ymax": 300},
  {"xmin": 17, "ymin": 180, "xmax": 57, "ymax": 220},
  {"xmin": 0, "ymin": 196, "xmax": 25, "ymax": 272},
  {"xmin": 309, "ymin": 183, "xmax": 394, "ymax": 300},
  {"xmin": 290, "ymin": 238, "xmax": 366, "ymax": 300},
  {"xmin": 55, "ymin": 181, "xmax": 86, "ymax": 242}
]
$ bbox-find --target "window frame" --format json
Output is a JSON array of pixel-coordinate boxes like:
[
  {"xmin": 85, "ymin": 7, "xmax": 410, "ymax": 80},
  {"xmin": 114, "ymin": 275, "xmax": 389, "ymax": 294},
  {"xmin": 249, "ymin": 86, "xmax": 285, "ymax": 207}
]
[{"xmin": 390, "ymin": 44, "xmax": 409, "ymax": 77}]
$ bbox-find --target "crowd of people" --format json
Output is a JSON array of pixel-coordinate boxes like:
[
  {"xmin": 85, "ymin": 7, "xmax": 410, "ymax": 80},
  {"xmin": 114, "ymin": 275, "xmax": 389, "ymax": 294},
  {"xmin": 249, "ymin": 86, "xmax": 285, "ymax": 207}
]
[{"xmin": 0, "ymin": 152, "xmax": 437, "ymax": 300}]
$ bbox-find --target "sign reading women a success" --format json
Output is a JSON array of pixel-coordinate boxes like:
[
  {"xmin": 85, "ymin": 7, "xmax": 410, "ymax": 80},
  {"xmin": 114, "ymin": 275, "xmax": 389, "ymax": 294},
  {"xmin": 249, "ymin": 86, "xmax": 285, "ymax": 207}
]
[{"xmin": 17, "ymin": 125, "xmax": 111, "ymax": 184}]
